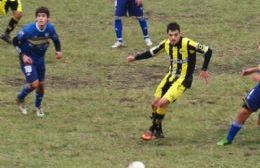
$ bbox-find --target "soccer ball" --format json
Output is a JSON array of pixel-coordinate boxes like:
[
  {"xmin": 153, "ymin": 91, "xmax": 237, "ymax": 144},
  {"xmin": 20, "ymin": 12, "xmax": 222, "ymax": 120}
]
[{"xmin": 128, "ymin": 161, "xmax": 145, "ymax": 168}]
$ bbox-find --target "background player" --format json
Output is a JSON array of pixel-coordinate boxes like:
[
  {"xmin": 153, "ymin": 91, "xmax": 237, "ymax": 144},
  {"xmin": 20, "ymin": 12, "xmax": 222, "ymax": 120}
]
[
  {"xmin": 13, "ymin": 6, "xmax": 62, "ymax": 117},
  {"xmin": 217, "ymin": 65, "xmax": 260, "ymax": 146},
  {"xmin": 127, "ymin": 22, "xmax": 213, "ymax": 140},
  {"xmin": 111, "ymin": 0, "xmax": 152, "ymax": 48},
  {"xmin": 0, "ymin": 0, "xmax": 23, "ymax": 44}
]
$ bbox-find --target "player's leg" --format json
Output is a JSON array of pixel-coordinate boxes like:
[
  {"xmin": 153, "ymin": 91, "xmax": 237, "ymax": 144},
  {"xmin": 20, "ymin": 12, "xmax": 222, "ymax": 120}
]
[
  {"xmin": 128, "ymin": 0, "xmax": 152, "ymax": 47},
  {"xmin": 153, "ymin": 82, "xmax": 186, "ymax": 135},
  {"xmin": 142, "ymin": 75, "xmax": 186, "ymax": 140},
  {"xmin": 112, "ymin": 0, "xmax": 126, "ymax": 48},
  {"xmin": 17, "ymin": 63, "xmax": 39, "ymax": 114},
  {"xmin": 1, "ymin": 0, "xmax": 23, "ymax": 44},
  {"xmin": 217, "ymin": 84, "xmax": 260, "ymax": 146},
  {"xmin": 0, "ymin": 0, "xmax": 7, "ymax": 16},
  {"xmin": 217, "ymin": 107, "xmax": 252, "ymax": 146},
  {"xmin": 34, "ymin": 65, "xmax": 46, "ymax": 117},
  {"xmin": 142, "ymin": 74, "xmax": 170, "ymax": 140},
  {"xmin": 257, "ymin": 112, "xmax": 260, "ymax": 126},
  {"xmin": 35, "ymin": 82, "xmax": 45, "ymax": 117}
]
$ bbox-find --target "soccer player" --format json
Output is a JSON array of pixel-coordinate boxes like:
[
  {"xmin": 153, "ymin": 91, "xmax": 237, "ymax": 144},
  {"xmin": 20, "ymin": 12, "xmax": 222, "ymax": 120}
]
[
  {"xmin": 127, "ymin": 22, "xmax": 213, "ymax": 140},
  {"xmin": 0, "ymin": 0, "xmax": 23, "ymax": 44},
  {"xmin": 217, "ymin": 65, "xmax": 260, "ymax": 146},
  {"xmin": 13, "ymin": 6, "xmax": 62, "ymax": 117},
  {"xmin": 111, "ymin": 0, "xmax": 153, "ymax": 48}
]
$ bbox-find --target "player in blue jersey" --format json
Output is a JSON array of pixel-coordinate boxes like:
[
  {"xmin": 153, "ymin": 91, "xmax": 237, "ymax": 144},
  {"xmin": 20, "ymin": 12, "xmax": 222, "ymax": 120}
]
[
  {"xmin": 111, "ymin": 0, "xmax": 152, "ymax": 48},
  {"xmin": 13, "ymin": 6, "xmax": 62, "ymax": 117},
  {"xmin": 217, "ymin": 65, "xmax": 260, "ymax": 146}
]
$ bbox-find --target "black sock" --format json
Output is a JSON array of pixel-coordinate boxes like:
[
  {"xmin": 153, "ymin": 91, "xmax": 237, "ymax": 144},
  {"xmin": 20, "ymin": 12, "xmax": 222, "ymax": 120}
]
[
  {"xmin": 5, "ymin": 17, "xmax": 18, "ymax": 35},
  {"xmin": 149, "ymin": 113, "xmax": 164, "ymax": 132}
]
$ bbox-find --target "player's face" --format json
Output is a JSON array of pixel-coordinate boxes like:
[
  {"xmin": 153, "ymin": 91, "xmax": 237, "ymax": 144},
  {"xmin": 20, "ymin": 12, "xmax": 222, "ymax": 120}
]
[
  {"xmin": 167, "ymin": 30, "xmax": 181, "ymax": 45},
  {"xmin": 36, "ymin": 13, "xmax": 49, "ymax": 28}
]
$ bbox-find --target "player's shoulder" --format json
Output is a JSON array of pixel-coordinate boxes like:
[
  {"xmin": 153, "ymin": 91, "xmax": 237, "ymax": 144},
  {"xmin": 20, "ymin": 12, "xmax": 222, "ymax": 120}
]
[
  {"xmin": 45, "ymin": 22, "xmax": 57, "ymax": 33},
  {"xmin": 46, "ymin": 22, "xmax": 56, "ymax": 29},
  {"xmin": 24, "ymin": 22, "xmax": 36, "ymax": 29},
  {"xmin": 183, "ymin": 37, "xmax": 198, "ymax": 47},
  {"xmin": 19, "ymin": 22, "xmax": 36, "ymax": 33}
]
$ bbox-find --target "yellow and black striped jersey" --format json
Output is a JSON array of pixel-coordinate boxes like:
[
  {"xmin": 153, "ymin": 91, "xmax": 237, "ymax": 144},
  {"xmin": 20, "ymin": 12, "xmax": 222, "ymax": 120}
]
[{"xmin": 135, "ymin": 37, "xmax": 212, "ymax": 88}]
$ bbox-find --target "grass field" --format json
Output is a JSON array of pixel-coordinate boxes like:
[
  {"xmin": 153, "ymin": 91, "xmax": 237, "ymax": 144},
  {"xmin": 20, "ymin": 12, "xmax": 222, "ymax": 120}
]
[{"xmin": 0, "ymin": 0, "xmax": 260, "ymax": 167}]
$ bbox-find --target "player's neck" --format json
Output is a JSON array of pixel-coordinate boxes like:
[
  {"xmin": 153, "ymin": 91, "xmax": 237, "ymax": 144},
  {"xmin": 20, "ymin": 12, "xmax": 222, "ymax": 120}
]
[{"xmin": 36, "ymin": 22, "xmax": 47, "ymax": 31}]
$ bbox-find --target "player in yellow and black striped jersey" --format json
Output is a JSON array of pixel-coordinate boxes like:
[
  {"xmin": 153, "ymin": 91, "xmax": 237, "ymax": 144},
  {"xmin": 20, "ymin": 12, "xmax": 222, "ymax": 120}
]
[
  {"xmin": 0, "ymin": 0, "xmax": 23, "ymax": 44},
  {"xmin": 127, "ymin": 22, "xmax": 213, "ymax": 141}
]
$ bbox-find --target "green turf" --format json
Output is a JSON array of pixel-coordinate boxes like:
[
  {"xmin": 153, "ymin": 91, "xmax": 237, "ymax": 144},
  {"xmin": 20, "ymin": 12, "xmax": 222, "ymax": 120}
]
[{"xmin": 0, "ymin": 0, "xmax": 259, "ymax": 167}]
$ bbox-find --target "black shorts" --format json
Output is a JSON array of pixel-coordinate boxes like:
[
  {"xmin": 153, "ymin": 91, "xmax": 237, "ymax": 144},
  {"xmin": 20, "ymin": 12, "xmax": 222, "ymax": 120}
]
[{"xmin": 5, "ymin": 0, "xmax": 22, "ymax": 13}]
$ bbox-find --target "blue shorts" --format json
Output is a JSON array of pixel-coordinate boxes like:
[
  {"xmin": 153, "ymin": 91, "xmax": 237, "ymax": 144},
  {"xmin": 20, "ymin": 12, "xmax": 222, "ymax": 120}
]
[
  {"xmin": 114, "ymin": 0, "xmax": 144, "ymax": 16},
  {"xmin": 20, "ymin": 60, "xmax": 45, "ymax": 83},
  {"xmin": 244, "ymin": 84, "xmax": 260, "ymax": 112}
]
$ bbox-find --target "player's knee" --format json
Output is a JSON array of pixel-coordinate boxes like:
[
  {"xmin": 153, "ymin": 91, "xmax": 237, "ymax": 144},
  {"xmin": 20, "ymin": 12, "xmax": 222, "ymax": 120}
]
[
  {"xmin": 136, "ymin": 16, "xmax": 145, "ymax": 21},
  {"xmin": 236, "ymin": 108, "xmax": 252, "ymax": 123},
  {"xmin": 13, "ymin": 11, "xmax": 23, "ymax": 20},
  {"xmin": 114, "ymin": 16, "xmax": 122, "ymax": 21},
  {"xmin": 152, "ymin": 102, "xmax": 157, "ymax": 110},
  {"xmin": 30, "ymin": 81, "xmax": 40, "ymax": 89},
  {"xmin": 157, "ymin": 99, "xmax": 169, "ymax": 108},
  {"xmin": 37, "ymin": 83, "xmax": 45, "ymax": 94}
]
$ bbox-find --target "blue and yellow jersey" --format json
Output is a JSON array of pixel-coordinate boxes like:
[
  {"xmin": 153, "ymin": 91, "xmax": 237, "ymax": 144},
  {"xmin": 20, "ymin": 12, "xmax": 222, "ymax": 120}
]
[{"xmin": 13, "ymin": 22, "xmax": 60, "ymax": 62}]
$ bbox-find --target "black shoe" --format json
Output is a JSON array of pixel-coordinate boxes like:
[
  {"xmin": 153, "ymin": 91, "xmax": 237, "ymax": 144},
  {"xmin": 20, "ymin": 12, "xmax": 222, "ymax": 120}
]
[{"xmin": 0, "ymin": 34, "xmax": 12, "ymax": 44}]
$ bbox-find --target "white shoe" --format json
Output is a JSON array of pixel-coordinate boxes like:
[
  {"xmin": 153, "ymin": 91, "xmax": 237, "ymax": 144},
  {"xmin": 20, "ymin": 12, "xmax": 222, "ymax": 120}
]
[
  {"xmin": 36, "ymin": 107, "xmax": 44, "ymax": 117},
  {"xmin": 17, "ymin": 98, "xmax": 27, "ymax": 115},
  {"xmin": 111, "ymin": 41, "xmax": 124, "ymax": 48},
  {"xmin": 144, "ymin": 38, "xmax": 153, "ymax": 47}
]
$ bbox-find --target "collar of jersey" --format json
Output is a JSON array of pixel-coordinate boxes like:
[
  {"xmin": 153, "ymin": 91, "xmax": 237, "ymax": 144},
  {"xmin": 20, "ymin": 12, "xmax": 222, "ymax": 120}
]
[
  {"xmin": 173, "ymin": 36, "xmax": 183, "ymax": 47},
  {"xmin": 35, "ymin": 22, "xmax": 47, "ymax": 32}
]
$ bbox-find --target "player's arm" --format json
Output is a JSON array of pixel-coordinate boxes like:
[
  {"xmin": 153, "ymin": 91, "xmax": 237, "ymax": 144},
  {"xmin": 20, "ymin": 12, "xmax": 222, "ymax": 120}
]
[
  {"xmin": 191, "ymin": 42, "xmax": 212, "ymax": 71},
  {"xmin": 13, "ymin": 30, "xmax": 32, "ymax": 65},
  {"xmin": 242, "ymin": 66, "xmax": 260, "ymax": 76},
  {"xmin": 50, "ymin": 27, "xmax": 62, "ymax": 59},
  {"xmin": 135, "ymin": 0, "xmax": 143, "ymax": 6},
  {"xmin": 127, "ymin": 40, "xmax": 165, "ymax": 63},
  {"xmin": 189, "ymin": 40, "xmax": 213, "ymax": 83},
  {"xmin": 13, "ymin": 30, "xmax": 26, "ymax": 57}
]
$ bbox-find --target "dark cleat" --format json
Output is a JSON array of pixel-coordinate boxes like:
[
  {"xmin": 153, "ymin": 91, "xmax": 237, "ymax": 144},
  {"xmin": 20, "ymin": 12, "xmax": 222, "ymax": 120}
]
[{"xmin": 0, "ymin": 34, "xmax": 12, "ymax": 44}]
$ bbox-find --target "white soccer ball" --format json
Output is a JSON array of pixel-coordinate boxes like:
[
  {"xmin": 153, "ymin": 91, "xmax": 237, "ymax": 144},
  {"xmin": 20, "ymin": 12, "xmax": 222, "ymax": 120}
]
[{"xmin": 128, "ymin": 161, "xmax": 145, "ymax": 168}]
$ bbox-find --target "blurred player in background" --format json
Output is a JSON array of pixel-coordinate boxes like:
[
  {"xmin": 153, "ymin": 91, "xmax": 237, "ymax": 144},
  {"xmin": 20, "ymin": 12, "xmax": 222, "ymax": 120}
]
[
  {"xmin": 127, "ymin": 22, "xmax": 213, "ymax": 140},
  {"xmin": 0, "ymin": 0, "xmax": 23, "ymax": 44},
  {"xmin": 111, "ymin": 0, "xmax": 152, "ymax": 48},
  {"xmin": 217, "ymin": 65, "xmax": 260, "ymax": 146},
  {"xmin": 13, "ymin": 6, "xmax": 62, "ymax": 117}
]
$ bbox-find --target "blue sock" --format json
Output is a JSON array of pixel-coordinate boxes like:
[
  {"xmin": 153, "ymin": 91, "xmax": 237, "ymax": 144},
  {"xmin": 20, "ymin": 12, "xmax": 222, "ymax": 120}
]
[
  {"xmin": 226, "ymin": 121, "xmax": 243, "ymax": 142},
  {"xmin": 138, "ymin": 17, "xmax": 149, "ymax": 39},
  {"xmin": 18, "ymin": 85, "xmax": 31, "ymax": 101},
  {"xmin": 35, "ymin": 92, "xmax": 44, "ymax": 108},
  {"xmin": 114, "ymin": 18, "xmax": 123, "ymax": 42}
]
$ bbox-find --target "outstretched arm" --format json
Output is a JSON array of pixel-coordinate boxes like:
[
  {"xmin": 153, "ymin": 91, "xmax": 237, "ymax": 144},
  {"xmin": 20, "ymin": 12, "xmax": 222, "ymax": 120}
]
[
  {"xmin": 241, "ymin": 66, "xmax": 260, "ymax": 76},
  {"xmin": 127, "ymin": 40, "xmax": 165, "ymax": 63}
]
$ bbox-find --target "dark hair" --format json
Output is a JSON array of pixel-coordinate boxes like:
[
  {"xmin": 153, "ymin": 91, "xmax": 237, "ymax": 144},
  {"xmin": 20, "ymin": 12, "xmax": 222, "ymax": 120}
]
[
  {"xmin": 167, "ymin": 22, "xmax": 180, "ymax": 32},
  {"xmin": 35, "ymin": 6, "xmax": 50, "ymax": 18}
]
